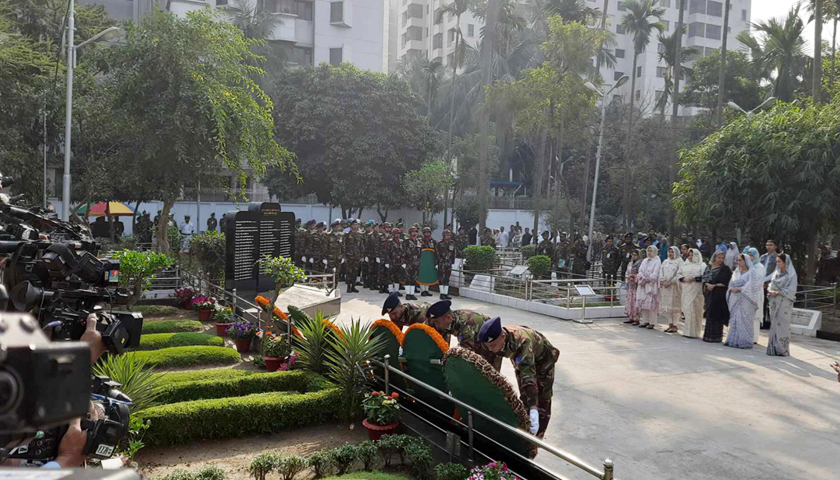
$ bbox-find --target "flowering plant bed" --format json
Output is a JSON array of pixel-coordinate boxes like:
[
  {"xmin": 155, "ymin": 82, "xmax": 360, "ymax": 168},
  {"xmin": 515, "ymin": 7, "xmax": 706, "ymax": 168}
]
[
  {"xmin": 191, "ymin": 295, "xmax": 216, "ymax": 311},
  {"xmin": 175, "ymin": 288, "xmax": 195, "ymax": 308},
  {"xmin": 468, "ymin": 462, "xmax": 518, "ymax": 480}
]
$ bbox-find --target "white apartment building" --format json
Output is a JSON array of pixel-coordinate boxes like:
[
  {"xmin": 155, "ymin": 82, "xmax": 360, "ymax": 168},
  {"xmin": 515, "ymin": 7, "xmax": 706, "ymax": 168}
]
[
  {"xmin": 596, "ymin": 0, "xmax": 752, "ymax": 115},
  {"xmin": 394, "ymin": 0, "xmax": 482, "ymax": 70}
]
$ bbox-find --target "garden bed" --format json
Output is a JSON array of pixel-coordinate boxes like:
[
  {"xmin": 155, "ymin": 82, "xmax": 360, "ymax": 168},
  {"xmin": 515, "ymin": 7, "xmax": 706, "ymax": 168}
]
[
  {"xmin": 128, "ymin": 346, "xmax": 241, "ymax": 369},
  {"xmin": 137, "ymin": 333, "xmax": 224, "ymax": 351},
  {"xmin": 143, "ymin": 319, "xmax": 206, "ymax": 334},
  {"xmin": 154, "ymin": 370, "xmax": 316, "ymax": 404}
]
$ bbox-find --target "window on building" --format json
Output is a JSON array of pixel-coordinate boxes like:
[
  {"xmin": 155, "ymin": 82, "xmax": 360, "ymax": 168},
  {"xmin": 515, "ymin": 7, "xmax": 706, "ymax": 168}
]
[
  {"xmin": 330, "ymin": 47, "xmax": 342, "ymax": 66},
  {"xmin": 689, "ymin": 0, "xmax": 705, "ymax": 15},
  {"xmin": 425, "ymin": 27, "xmax": 428, "ymax": 37},
  {"xmin": 295, "ymin": 0, "xmax": 312, "ymax": 20},
  {"xmin": 635, "ymin": 90, "xmax": 640, "ymax": 100},
  {"xmin": 617, "ymin": 1, "xmax": 626, "ymax": 11},
  {"xmin": 704, "ymin": 46, "xmax": 716, "ymax": 56},
  {"xmin": 448, "ymin": 28, "xmax": 456, "ymax": 44},
  {"xmin": 434, "ymin": 8, "xmax": 442, "ymax": 24},
  {"xmin": 468, "ymin": 24, "xmax": 474, "ymax": 36},
  {"xmin": 217, "ymin": 0, "xmax": 228, "ymax": 5},
  {"xmin": 662, "ymin": 20, "xmax": 669, "ymax": 31},
  {"xmin": 447, "ymin": 53, "xmax": 454, "ymax": 65},
  {"xmin": 271, "ymin": 0, "xmax": 295, "ymax": 14},
  {"xmin": 433, "ymin": 33, "xmax": 442, "ymax": 49},
  {"xmin": 657, "ymin": 43, "xmax": 665, "ymax": 54},
  {"xmin": 614, "ymin": 71, "xmax": 624, "ymax": 81},
  {"xmin": 406, "ymin": 26, "xmax": 422, "ymax": 41},
  {"xmin": 707, "ymin": 1, "xmax": 722, "ymax": 17},
  {"xmin": 705, "ymin": 23, "xmax": 721, "ymax": 40},
  {"xmin": 688, "ymin": 22, "xmax": 705, "ymax": 38},
  {"xmin": 657, "ymin": 66, "xmax": 666, "ymax": 77},
  {"xmin": 330, "ymin": 2, "xmax": 343, "ymax": 23},
  {"xmin": 292, "ymin": 46, "xmax": 312, "ymax": 65},
  {"xmin": 741, "ymin": 9, "xmax": 747, "ymax": 21},
  {"xmin": 637, "ymin": 66, "xmax": 642, "ymax": 77},
  {"xmin": 660, "ymin": 0, "xmax": 670, "ymax": 7},
  {"xmin": 617, "ymin": 24, "xmax": 626, "ymax": 34},
  {"xmin": 407, "ymin": 4, "xmax": 423, "ymax": 19},
  {"xmin": 616, "ymin": 48, "xmax": 625, "ymax": 58}
]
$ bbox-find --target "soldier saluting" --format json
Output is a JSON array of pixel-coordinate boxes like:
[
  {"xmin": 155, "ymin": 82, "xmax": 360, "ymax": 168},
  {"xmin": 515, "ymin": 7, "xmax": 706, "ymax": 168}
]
[{"xmin": 477, "ymin": 317, "xmax": 559, "ymax": 438}]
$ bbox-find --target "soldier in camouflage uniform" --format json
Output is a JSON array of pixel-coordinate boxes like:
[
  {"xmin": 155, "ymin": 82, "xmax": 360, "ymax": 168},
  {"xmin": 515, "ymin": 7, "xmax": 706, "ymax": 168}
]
[
  {"xmin": 381, "ymin": 293, "xmax": 429, "ymax": 329},
  {"xmin": 481, "ymin": 228, "xmax": 496, "ymax": 247},
  {"xmin": 309, "ymin": 221, "xmax": 327, "ymax": 273},
  {"xmin": 324, "ymin": 219, "xmax": 344, "ymax": 277},
  {"xmin": 404, "ymin": 226, "xmax": 422, "ymax": 300},
  {"xmin": 601, "ymin": 235, "xmax": 621, "ymax": 297},
  {"xmin": 618, "ymin": 232, "xmax": 637, "ymax": 278},
  {"xmin": 378, "ymin": 222, "xmax": 393, "ymax": 294},
  {"xmin": 535, "ymin": 231, "xmax": 553, "ymax": 270},
  {"xmin": 419, "ymin": 226, "xmax": 436, "ymax": 297},
  {"xmin": 436, "ymin": 229, "xmax": 457, "ymax": 299},
  {"xmin": 554, "ymin": 233, "xmax": 571, "ymax": 277},
  {"xmin": 297, "ymin": 220, "xmax": 313, "ymax": 269},
  {"xmin": 478, "ymin": 319, "xmax": 559, "ymax": 438},
  {"xmin": 454, "ymin": 226, "xmax": 469, "ymax": 268},
  {"xmin": 571, "ymin": 236, "xmax": 589, "ymax": 277},
  {"xmin": 362, "ymin": 221, "xmax": 376, "ymax": 289},
  {"xmin": 343, "ymin": 219, "xmax": 364, "ymax": 293},
  {"xmin": 387, "ymin": 227, "xmax": 406, "ymax": 297},
  {"xmin": 425, "ymin": 301, "xmax": 500, "ymax": 369}
]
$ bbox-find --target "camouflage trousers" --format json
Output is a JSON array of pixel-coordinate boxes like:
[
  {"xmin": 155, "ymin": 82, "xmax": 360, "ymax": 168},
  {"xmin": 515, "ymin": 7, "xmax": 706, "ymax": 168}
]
[
  {"xmin": 514, "ymin": 349, "xmax": 558, "ymax": 438},
  {"xmin": 438, "ymin": 265, "xmax": 452, "ymax": 286},
  {"xmin": 346, "ymin": 259, "xmax": 361, "ymax": 285},
  {"xmin": 364, "ymin": 260, "xmax": 377, "ymax": 287},
  {"xmin": 378, "ymin": 263, "xmax": 390, "ymax": 287},
  {"xmin": 406, "ymin": 263, "xmax": 419, "ymax": 285},
  {"xmin": 389, "ymin": 265, "xmax": 405, "ymax": 284}
]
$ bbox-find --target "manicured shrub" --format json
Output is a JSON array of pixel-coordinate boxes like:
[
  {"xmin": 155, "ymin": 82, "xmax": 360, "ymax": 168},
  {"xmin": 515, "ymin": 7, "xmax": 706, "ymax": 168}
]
[
  {"xmin": 143, "ymin": 320, "xmax": 204, "ymax": 334},
  {"xmin": 307, "ymin": 450, "xmax": 334, "ymax": 479},
  {"xmin": 133, "ymin": 305, "xmax": 180, "ymax": 318},
  {"xmin": 520, "ymin": 244, "xmax": 537, "ymax": 260},
  {"xmin": 405, "ymin": 438, "xmax": 434, "ymax": 480},
  {"xmin": 527, "ymin": 255, "xmax": 552, "ymax": 279},
  {"xmin": 156, "ymin": 368, "xmax": 257, "ymax": 386},
  {"xmin": 356, "ymin": 441, "xmax": 379, "ymax": 471},
  {"xmin": 250, "ymin": 453, "xmax": 279, "ymax": 480},
  {"xmin": 154, "ymin": 466, "xmax": 226, "ymax": 480},
  {"xmin": 137, "ymin": 333, "xmax": 224, "ymax": 351},
  {"xmin": 276, "ymin": 455, "xmax": 308, "ymax": 480},
  {"xmin": 463, "ymin": 246, "xmax": 495, "ymax": 271},
  {"xmin": 155, "ymin": 371, "xmax": 312, "ymax": 404},
  {"xmin": 377, "ymin": 434, "xmax": 413, "ymax": 466},
  {"xmin": 128, "ymin": 346, "xmax": 240, "ymax": 369},
  {"xmin": 328, "ymin": 444, "xmax": 358, "ymax": 475},
  {"xmin": 435, "ymin": 463, "xmax": 468, "ymax": 480},
  {"xmin": 136, "ymin": 379, "xmax": 340, "ymax": 445}
]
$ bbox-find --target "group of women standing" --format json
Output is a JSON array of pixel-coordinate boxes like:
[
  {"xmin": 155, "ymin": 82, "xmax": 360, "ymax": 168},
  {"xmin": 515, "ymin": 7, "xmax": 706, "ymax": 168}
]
[{"xmin": 622, "ymin": 245, "xmax": 798, "ymax": 356}]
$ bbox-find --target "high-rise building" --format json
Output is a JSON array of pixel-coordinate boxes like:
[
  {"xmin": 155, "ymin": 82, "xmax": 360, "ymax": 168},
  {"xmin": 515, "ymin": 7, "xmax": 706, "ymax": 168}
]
[{"xmin": 394, "ymin": 0, "xmax": 481, "ymax": 70}]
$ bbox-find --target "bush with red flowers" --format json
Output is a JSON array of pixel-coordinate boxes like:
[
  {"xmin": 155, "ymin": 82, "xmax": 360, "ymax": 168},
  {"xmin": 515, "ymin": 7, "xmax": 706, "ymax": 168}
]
[
  {"xmin": 361, "ymin": 391, "xmax": 400, "ymax": 426},
  {"xmin": 175, "ymin": 288, "xmax": 195, "ymax": 308}
]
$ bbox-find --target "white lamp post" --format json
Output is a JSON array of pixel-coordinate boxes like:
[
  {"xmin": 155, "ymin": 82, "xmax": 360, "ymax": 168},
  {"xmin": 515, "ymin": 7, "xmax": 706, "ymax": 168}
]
[{"xmin": 726, "ymin": 97, "xmax": 776, "ymax": 125}]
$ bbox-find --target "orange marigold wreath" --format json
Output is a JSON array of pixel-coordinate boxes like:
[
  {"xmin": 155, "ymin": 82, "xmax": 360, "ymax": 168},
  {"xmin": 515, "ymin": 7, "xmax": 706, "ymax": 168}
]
[
  {"xmin": 401, "ymin": 323, "xmax": 450, "ymax": 354},
  {"xmin": 254, "ymin": 295, "xmax": 300, "ymax": 337},
  {"xmin": 370, "ymin": 319, "xmax": 405, "ymax": 344}
]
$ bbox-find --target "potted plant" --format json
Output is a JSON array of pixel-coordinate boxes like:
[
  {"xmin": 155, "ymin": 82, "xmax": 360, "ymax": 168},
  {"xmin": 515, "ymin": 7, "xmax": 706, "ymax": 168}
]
[
  {"xmin": 229, "ymin": 320, "xmax": 257, "ymax": 352},
  {"xmin": 213, "ymin": 307, "xmax": 235, "ymax": 335},
  {"xmin": 191, "ymin": 295, "xmax": 216, "ymax": 321},
  {"xmin": 174, "ymin": 288, "xmax": 195, "ymax": 309},
  {"xmin": 260, "ymin": 332, "xmax": 291, "ymax": 372},
  {"xmin": 361, "ymin": 391, "xmax": 401, "ymax": 440}
]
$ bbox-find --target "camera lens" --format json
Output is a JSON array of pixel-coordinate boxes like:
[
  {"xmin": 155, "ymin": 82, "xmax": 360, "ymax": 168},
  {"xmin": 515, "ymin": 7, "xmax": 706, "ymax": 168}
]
[{"xmin": 0, "ymin": 370, "xmax": 20, "ymax": 415}]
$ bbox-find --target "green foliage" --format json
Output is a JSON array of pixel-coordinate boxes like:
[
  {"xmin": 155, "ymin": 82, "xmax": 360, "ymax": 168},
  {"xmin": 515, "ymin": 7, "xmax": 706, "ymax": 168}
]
[
  {"xmin": 167, "ymin": 226, "xmax": 185, "ymax": 256},
  {"xmin": 323, "ymin": 472, "xmax": 409, "ymax": 480},
  {"xmin": 294, "ymin": 311, "xmax": 330, "ymax": 374},
  {"xmin": 403, "ymin": 160, "xmax": 455, "ymax": 217},
  {"xmin": 118, "ymin": 417, "xmax": 152, "ymax": 461},
  {"xmin": 434, "ymin": 463, "xmax": 469, "ymax": 480},
  {"xmin": 142, "ymin": 320, "xmax": 205, "ymax": 334},
  {"xmin": 153, "ymin": 370, "xmax": 311, "ymax": 404},
  {"xmin": 132, "ymin": 305, "xmax": 179, "ymax": 317},
  {"xmin": 404, "ymin": 439, "xmax": 434, "ymax": 480},
  {"xmin": 362, "ymin": 391, "xmax": 400, "ymax": 426},
  {"xmin": 112, "ymin": 250, "xmax": 173, "ymax": 307},
  {"xmin": 377, "ymin": 434, "xmax": 414, "ymax": 467},
  {"xmin": 127, "ymin": 346, "xmax": 241, "ymax": 369},
  {"xmin": 259, "ymin": 255, "xmax": 307, "ymax": 305},
  {"xmin": 190, "ymin": 232, "xmax": 227, "ymax": 281},
  {"xmin": 154, "ymin": 466, "xmax": 227, "ymax": 480},
  {"xmin": 463, "ymin": 246, "xmax": 496, "ymax": 271},
  {"xmin": 276, "ymin": 455, "xmax": 308, "ymax": 480},
  {"xmin": 451, "ymin": 135, "xmax": 500, "ymax": 193},
  {"xmin": 136, "ymin": 377, "xmax": 340, "ymax": 445},
  {"xmin": 328, "ymin": 444, "xmax": 359, "ymax": 475},
  {"xmin": 682, "ymin": 49, "xmax": 764, "ymax": 115},
  {"xmin": 453, "ymin": 196, "xmax": 485, "ymax": 232},
  {"xmin": 356, "ymin": 441, "xmax": 379, "ymax": 471},
  {"xmin": 137, "ymin": 333, "xmax": 224, "ymax": 351},
  {"xmin": 92, "ymin": 355, "xmax": 160, "ymax": 413},
  {"xmin": 262, "ymin": 334, "xmax": 291, "ymax": 358},
  {"xmin": 250, "ymin": 453, "xmax": 279, "ymax": 480},
  {"xmin": 308, "ymin": 450, "xmax": 334, "ymax": 478},
  {"xmin": 324, "ymin": 319, "xmax": 385, "ymax": 419},
  {"xmin": 527, "ymin": 255, "xmax": 552, "ymax": 279},
  {"xmin": 213, "ymin": 308, "xmax": 235, "ymax": 323},
  {"xmin": 156, "ymin": 368, "xmax": 261, "ymax": 386},
  {"xmin": 520, "ymin": 244, "xmax": 537, "ymax": 259}
]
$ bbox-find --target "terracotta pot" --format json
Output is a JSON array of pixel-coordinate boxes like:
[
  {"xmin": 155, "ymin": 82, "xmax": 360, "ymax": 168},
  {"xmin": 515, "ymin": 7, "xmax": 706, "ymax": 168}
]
[
  {"xmin": 264, "ymin": 356, "xmax": 283, "ymax": 372},
  {"xmin": 198, "ymin": 309, "xmax": 213, "ymax": 321},
  {"xmin": 234, "ymin": 338, "xmax": 252, "ymax": 353},
  {"xmin": 215, "ymin": 322, "xmax": 233, "ymax": 336},
  {"xmin": 362, "ymin": 419, "xmax": 400, "ymax": 441}
]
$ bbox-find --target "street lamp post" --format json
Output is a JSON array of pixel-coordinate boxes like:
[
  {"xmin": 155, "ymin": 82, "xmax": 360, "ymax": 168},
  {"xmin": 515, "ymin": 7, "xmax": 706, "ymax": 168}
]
[
  {"xmin": 584, "ymin": 76, "xmax": 628, "ymax": 260},
  {"xmin": 61, "ymin": 19, "xmax": 120, "ymax": 221},
  {"xmin": 726, "ymin": 97, "xmax": 776, "ymax": 125}
]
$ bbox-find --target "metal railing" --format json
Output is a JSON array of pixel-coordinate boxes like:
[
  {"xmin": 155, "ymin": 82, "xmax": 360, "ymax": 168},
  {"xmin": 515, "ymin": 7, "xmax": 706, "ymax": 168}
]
[
  {"xmin": 796, "ymin": 283, "xmax": 838, "ymax": 316},
  {"xmin": 373, "ymin": 357, "xmax": 615, "ymax": 480}
]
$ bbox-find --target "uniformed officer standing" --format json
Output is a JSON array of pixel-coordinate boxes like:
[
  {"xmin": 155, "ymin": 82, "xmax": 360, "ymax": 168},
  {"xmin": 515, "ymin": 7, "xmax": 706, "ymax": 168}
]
[
  {"xmin": 425, "ymin": 301, "xmax": 500, "ymax": 369},
  {"xmin": 309, "ymin": 221, "xmax": 327, "ymax": 273},
  {"xmin": 343, "ymin": 219, "xmax": 364, "ymax": 293},
  {"xmin": 378, "ymin": 222, "xmax": 393, "ymax": 294},
  {"xmin": 436, "ymin": 229, "xmax": 457, "ymax": 300},
  {"xmin": 419, "ymin": 226, "xmax": 436, "ymax": 297},
  {"xmin": 362, "ymin": 221, "xmax": 376, "ymax": 289},
  {"xmin": 481, "ymin": 228, "xmax": 496, "ymax": 247},
  {"xmin": 381, "ymin": 293, "xmax": 429, "ymax": 329},
  {"xmin": 536, "ymin": 231, "xmax": 553, "ymax": 259},
  {"xmin": 571, "ymin": 236, "xmax": 588, "ymax": 276},
  {"xmin": 601, "ymin": 235, "xmax": 621, "ymax": 293},
  {"xmin": 324, "ymin": 219, "xmax": 344, "ymax": 277},
  {"xmin": 554, "ymin": 232, "xmax": 570, "ymax": 276},
  {"xmin": 299, "ymin": 220, "xmax": 314, "ymax": 270},
  {"xmin": 618, "ymin": 232, "xmax": 637, "ymax": 277},
  {"xmin": 477, "ymin": 318, "xmax": 559, "ymax": 438},
  {"xmin": 388, "ymin": 227, "xmax": 407, "ymax": 298},
  {"xmin": 455, "ymin": 226, "xmax": 469, "ymax": 252},
  {"xmin": 404, "ymin": 226, "xmax": 422, "ymax": 300}
]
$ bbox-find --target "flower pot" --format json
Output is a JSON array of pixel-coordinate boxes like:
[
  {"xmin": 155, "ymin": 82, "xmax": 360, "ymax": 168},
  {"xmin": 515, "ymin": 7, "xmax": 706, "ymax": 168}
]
[
  {"xmin": 264, "ymin": 356, "xmax": 283, "ymax": 372},
  {"xmin": 362, "ymin": 419, "xmax": 400, "ymax": 441},
  {"xmin": 235, "ymin": 338, "xmax": 253, "ymax": 353},
  {"xmin": 215, "ymin": 322, "xmax": 233, "ymax": 336},
  {"xmin": 198, "ymin": 309, "xmax": 213, "ymax": 321}
]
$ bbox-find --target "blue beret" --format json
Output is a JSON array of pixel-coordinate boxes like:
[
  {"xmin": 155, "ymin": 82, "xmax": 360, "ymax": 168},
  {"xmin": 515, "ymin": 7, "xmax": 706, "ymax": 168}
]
[
  {"xmin": 477, "ymin": 317, "xmax": 502, "ymax": 343},
  {"xmin": 382, "ymin": 293, "xmax": 401, "ymax": 316},
  {"xmin": 425, "ymin": 300, "xmax": 452, "ymax": 319}
]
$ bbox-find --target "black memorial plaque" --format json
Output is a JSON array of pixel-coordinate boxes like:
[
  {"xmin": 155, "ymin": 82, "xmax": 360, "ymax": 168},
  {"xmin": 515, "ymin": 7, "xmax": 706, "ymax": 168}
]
[{"xmin": 224, "ymin": 202, "xmax": 295, "ymax": 295}]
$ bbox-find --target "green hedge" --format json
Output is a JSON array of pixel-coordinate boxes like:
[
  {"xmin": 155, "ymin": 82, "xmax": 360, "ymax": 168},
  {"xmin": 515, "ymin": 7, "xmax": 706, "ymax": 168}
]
[
  {"xmin": 128, "ymin": 346, "xmax": 241, "ymax": 368},
  {"xmin": 137, "ymin": 333, "xmax": 224, "ymax": 351},
  {"xmin": 132, "ymin": 305, "xmax": 180, "ymax": 318},
  {"xmin": 154, "ymin": 370, "xmax": 313, "ymax": 404},
  {"xmin": 156, "ymin": 368, "xmax": 258, "ymax": 386},
  {"xmin": 463, "ymin": 246, "xmax": 496, "ymax": 271},
  {"xmin": 143, "ymin": 320, "xmax": 205, "ymax": 334},
  {"xmin": 520, "ymin": 244, "xmax": 537, "ymax": 260},
  {"xmin": 527, "ymin": 255, "xmax": 552, "ymax": 279},
  {"xmin": 137, "ymin": 376, "xmax": 340, "ymax": 445}
]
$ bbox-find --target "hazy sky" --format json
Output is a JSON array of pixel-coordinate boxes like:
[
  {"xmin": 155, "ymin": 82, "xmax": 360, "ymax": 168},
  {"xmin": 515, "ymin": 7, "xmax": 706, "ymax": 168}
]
[{"xmin": 750, "ymin": 0, "xmax": 829, "ymax": 55}]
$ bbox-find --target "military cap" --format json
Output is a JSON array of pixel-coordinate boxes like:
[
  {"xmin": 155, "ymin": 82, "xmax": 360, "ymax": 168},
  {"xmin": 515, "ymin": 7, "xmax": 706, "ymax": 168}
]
[
  {"xmin": 477, "ymin": 317, "xmax": 502, "ymax": 343},
  {"xmin": 412, "ymin": 223, "xmax": 420, "ymax": 228},
  {"xmin": 392, "ymin": 228, "xmax": 402, "ymax": 234},
  {"xmin": 542, "ymin": 231, "xmax": 550, "ymax": 236},
  {"xmin": 426, "ymin": 300, "xmax": 452, "ymax": 319},
  {"xmin": 422, "ymin": 226, "xmax": 431, "ymax": 232},
  {"xmin": 383, "ymin": 222, "xmax": 392, "ymax": 228},
  {"xmin": 350, "ymin": 218, "xmax": 359, "ymax": 224},
  {"xmin": 381, "ymin": 292, "xmax": 401, "ymax": 315},
  {"xmin": 295, "ymin": 218, "xmax": 302, "ymax": 224},
  {"xmin": 316, "ymin": 221, "xmax": 326, "ymax": 228},
  {"xmin": 443, "ymin": 229, "xmax": 452, "ymax": 236},
  {"xmin": 409, "ymin": 225, "xmax": 418, "ymax": 232},
  {"xmin": 624, "ymin": 232, "xmax": 633, "ymax": 239},
  {"xmin": 605, "ymin": 234, "xmax": 613, "ymax": 240},
  {"xmin": 331, "ymin": 219, "xmax": 342, "ymax": 227},
  {"xmin": 305, "ymin": 219, "xmax": 316, "ymax": 226}
]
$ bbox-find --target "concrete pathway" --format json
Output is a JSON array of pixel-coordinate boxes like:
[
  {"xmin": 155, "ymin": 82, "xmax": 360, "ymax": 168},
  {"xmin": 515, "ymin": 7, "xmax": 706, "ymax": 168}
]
[{"xmin": 331, "ymin": 289, "xmax": 840, "ymax": 480}]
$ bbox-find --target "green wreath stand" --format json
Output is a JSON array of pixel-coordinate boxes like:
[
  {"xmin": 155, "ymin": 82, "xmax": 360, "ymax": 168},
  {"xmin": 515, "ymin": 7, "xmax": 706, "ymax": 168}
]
[
  {"xmin": 369, "ymin": 319, "xmax": 403, "ymax": 381},
  {"xmin": 401, "ymin": 324, "xmax": 452, "ymax": 415}
]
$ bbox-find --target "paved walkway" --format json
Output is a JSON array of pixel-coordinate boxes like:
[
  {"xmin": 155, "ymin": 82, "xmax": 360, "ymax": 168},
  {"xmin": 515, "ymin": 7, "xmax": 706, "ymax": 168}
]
[{"xmin": 333, "ymin": 289, "xmax": 840, "ymax": 480}]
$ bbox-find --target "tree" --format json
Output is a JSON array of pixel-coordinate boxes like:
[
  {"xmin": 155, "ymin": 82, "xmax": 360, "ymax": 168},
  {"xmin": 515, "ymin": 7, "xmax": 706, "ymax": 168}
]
[
  {"xmin": 620, "ymin": 0, "xmax": 665, "ymax": 226},
  {"xmin": 266, "ymin": 64, "xmax": 441, "ymax": 219},
  {"xmin": 748, "ymin": 5, "xmax": 807, "ymax": 102},
  {"xmin": 714, "ymin": 0, "xmax": 731, "ymax": 125},
  {"xmin": 654, "ymin": 27, "xmax": 699, "ymax": 117},
  {"xmin": 681, "ymin": 50, "xmax": 764, "ymax": 114},
  {"xmin": 403, "ymin": 160, "xmax": 456, "ymax": 224},
  {"xmin": 112, "ymin": 249, "xmax": 173, "ymax": 307},
  {"xmin": 103, "ymin": 10, "xmax": 294, "ymax": 254}
]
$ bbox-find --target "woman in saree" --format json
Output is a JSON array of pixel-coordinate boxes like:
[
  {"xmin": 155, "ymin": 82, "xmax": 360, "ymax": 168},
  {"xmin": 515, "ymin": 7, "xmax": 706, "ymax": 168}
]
[
  {"xmin": 745, "ymin": 247, "xmax": 765, "ymax": 344},
  {"xmin": 659, "ymin": 246, "xmax": 683, "ymax": 333},
  {"xmin": 623, "ymin": 250, "xmax": 642, "ymax": 325},
  {"xmin": 725, "ymin": 254, "xmax": 762, "ymax": 349},
  {"xmin": 702, "ymin": 250, "xmax": 732, "ymax": 343},
  {"xmin": 636, "ymin": 245, "xmax": 662, "ymax": 329},
  {"xmin": 767, "ymin": 253, "xmax": 797, "ymax": 356},
  {"xmin": 678, "ymin": 248, "xmax": 706, "ymax": 338}
]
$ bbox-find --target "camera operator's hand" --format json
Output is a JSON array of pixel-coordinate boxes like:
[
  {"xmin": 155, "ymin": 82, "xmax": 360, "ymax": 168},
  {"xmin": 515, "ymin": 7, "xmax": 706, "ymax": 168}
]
[
  {"xmin": 53, "ymin": 418, "xmax": 86, "ymax": 468},
  {"xmin": 80, "ymin": 313, "xmax": 106, "ymax": 363}
]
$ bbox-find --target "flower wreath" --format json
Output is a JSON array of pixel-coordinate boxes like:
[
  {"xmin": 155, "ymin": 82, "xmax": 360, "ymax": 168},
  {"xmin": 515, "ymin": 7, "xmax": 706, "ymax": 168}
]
[
  {"xmin": 370, "ymin": 319, "xmax": 405, "ymax": 344},
  {"xmin": 255, "ymin": 295, "xmax": 300, "ymax": 337},
  {"xmin": 401, "ymin": 323, "xmax": 450, "ymax": 355}
]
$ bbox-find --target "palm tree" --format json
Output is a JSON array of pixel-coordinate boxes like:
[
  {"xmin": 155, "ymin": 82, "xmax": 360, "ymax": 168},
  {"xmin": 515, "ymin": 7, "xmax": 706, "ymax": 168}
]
[
  {"xmin": 419, "ymin": 57, "xmax": 444, "ymax": 123},
  {"xmin": 751, "ymin": 5, "xmax": 806, "ymax": 102},
  {"xmin": 655, "ymin": 27, "xmax": 699, "ymax": 117},
  {"xmin": 620, "ymin": 0, "xmax": 664, "ymax": 226},
  {"xmin": 229, "ymin": 0, "xmax": 286, "ymax": 77},
  {"xmin": 736, "ymin": 30, "xmax": 772, "ymax": 82},
  {"xmin": 438, "ymin": 0, "xmax": 472, "ymax": 161},
  {"xmin": 714, "ymin": 0, "xmax": 731, "ymax": 125}
]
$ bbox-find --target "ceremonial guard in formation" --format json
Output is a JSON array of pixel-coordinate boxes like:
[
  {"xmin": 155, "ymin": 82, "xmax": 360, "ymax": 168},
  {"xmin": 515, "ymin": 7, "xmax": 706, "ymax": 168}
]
[
  {"xmin": 436, "ymin": 229, "xmax": 458, "ymax": 299},
  {"xmin": 207, "ymin": 212, "xmax": 218, "ymax": 233},
  {"xmin": 404, "ymin": 226, "xmax": 422, "ymax": 300},
  {"xmin": 418, "ymin": 226, "xmax": 437, "ymax": 297},
  {"xmin": 388, "ymin": 227, "xmax": 407, "ymax": 298},
  {"xmin": 323, "ymin": 220, "xmax": 344, "ymax": 277},
  {"xmin": 454, "ymin": 226, "xmax": 470, "ymax": 254},
  {"xmin": 601, "ymin": 235, "xmax": 621, "ymax": 298},
  {"xmin": 571, "ymin": 236, "xmax": 588, "ymax": 276},
  {"xmin": 378, "ymin": 222, "xmax": 393, "ymax": 294},
  {"xmin": 135, "ymin": 212, "xmax": 153, "ymax": 244},
  {"xmin": 343, "ymin": 220, "xmax": 364, "ymax": 293},
  {"xmin": 381, "ymin": 293, "xmax": 429, "ymax": 329},
  {"xmin": 554, "ymin": 232, "xmax": 570, "ymax": 275},
  {"xmin": 362, "ymin": 221, "xmax": 376, "ymax": 289},
  {"xmin": 536, "ymin": 231, "xmax": 553, "ymax": 259},
  {"xmin": 477, "ymin": 318, "xmax": 559, "ymax": 438}
]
